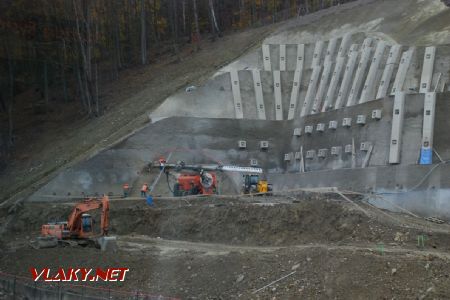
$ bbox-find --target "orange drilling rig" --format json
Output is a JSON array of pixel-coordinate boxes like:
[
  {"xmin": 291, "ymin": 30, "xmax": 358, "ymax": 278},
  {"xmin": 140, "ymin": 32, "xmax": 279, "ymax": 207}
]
[
  {"xmin": 152, "ymin": 160, "xmax": 263, "ymax": 197},
  {"xmin": 37, "ymin": 196, "xmax": 110, "ymax": 248}
]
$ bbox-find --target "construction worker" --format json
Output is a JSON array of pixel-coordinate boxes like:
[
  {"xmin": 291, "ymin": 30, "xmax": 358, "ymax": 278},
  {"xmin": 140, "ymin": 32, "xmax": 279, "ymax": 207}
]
[
  {"xmin": 122, "ymin": 183, "xmax": 130, "ymax": 198},
  {"xmin": 159, "ymin": 157, "xmax": 166, "ymax": 170},
  {"xmin": 141, "ymin": 183, "xmax": 149, "ymax": 197}
]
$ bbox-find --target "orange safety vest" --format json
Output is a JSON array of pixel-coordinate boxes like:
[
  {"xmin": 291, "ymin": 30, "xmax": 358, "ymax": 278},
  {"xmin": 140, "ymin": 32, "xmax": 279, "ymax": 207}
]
[
  {"xmin": 123, "ymin": 183, "xmax": 129, "ymax": 190},
  {"xmin": 141, "ymin": 184, "xmax": 149, "ymax": 192}
]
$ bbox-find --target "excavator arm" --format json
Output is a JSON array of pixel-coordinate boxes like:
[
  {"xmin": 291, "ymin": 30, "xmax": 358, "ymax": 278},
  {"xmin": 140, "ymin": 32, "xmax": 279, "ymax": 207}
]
[{"xmin": 153, "ymin": 161, "xmax": 263, "ymax": 174}]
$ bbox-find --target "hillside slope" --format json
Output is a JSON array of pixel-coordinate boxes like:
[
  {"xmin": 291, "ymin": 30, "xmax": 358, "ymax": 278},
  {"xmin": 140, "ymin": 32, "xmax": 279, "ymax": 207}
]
[{"xmin": 0, "ymin": 26, "xmax": 273, "ymax": 203}]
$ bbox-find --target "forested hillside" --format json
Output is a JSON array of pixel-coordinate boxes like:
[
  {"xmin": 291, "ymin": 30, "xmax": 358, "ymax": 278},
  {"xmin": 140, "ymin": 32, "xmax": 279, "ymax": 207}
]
[{"xmin": 0, "ymin": 0, "xmax": 355, "ymax": 164}]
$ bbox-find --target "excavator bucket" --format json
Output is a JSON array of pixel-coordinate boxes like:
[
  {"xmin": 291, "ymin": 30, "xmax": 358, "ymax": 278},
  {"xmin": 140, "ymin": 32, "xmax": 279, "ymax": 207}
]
[{"xmin": 96, "ymin": 236, "xmax": 118, "ymax": 252}]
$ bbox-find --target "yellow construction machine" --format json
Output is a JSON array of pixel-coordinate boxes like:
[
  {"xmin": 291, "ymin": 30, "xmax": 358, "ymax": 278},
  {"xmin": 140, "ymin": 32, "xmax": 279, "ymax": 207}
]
[{"xmin": 242, "ymin": 174, "xmax": 272, "ymax": 195}]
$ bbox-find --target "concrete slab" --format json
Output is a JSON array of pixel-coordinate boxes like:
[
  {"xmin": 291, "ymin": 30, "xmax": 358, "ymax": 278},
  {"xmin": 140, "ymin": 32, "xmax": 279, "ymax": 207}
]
[
  {"xmin": 389, "ymin": 92, "xmax": 406, "ymax": 164},
  {"xmin": 360, "ymin": 41, "xmax": 386, "ymax": 103},
  {"xmin": 337, "ymin": 33, "xmax": 352, "ymax": 58},
  {"xmin": 260, "ymin": 71, "xmax": 275, "ymax": 120},
  {"xmin": 150, "ymin": 72, "xmax": 235, "ymax": 120},
  {"xmin": 300, "ymin": 66, "xmax": 322, "ymax": 117},
  {"xmin": 322, "ymin": 56, "xmax": 345, "ymax": 112},
  {"xmin": 296, "ymin": 44, "xmax": 305, "ymax": 70},
  {"xmin": 391, "ymin": 48, "xmax": 415, "ymax": 95},
  {"xmin": 321, "ymin": 35, "xmax": 352, "ymax": 112},
  {"xmin": 239, "ymin": 70, "xmax": 258, "ymax": 119},
  {"xmin": 422, "ymin": 92, "xmax": 436, "ymax": 150},
  {"xmin": 288, "ymin": 70, "xmax": 303, "ymax": 120},
  {"xmin": 262, "ymin": 44, "xmax": 272, "ymax": 71},
  {"xmin": 419, "ymin": 46, "xmax": 436, "ymax": 93},
  {"xmin": 324, "ymin": 38, "xmax": 338, "ymax": 65},
  {"xmin": 279, "ymin": 44, "xmax": 286, "ymax": 71},
  {"xmin": 311, "ymin": 62, "xmax": 333, "ymax": 114},
  {"xmin": 346, "ymin": 38, "xmax": 374, "ymax": 106},
  {"xmin": 273, "ymin": 71, "xmax": 283, "ymax": 120},
  {"xmin": 334, "ymin": 44, "xmax": 359, "ymax": 109},
  {"xmin": 252, "ymin": 70, "xmax": 267, "ymax": 120},
  {"xmin": 269, "ymin": 44, "xmax": 280, "ymax": 71},
  {"xmin": 311, "ymin": 41, "xmax": 324, "ymax": 68},
  {"xmin": 229, "ymin": 70, "xmax": 244, "ymax": 119},
  {"xmin": 376, "ymin": 45, "xmax": 402, "ymax": 99},
  {"xmin": 281, "ymin": 71, "xmax": 294, "ymax": 118}
]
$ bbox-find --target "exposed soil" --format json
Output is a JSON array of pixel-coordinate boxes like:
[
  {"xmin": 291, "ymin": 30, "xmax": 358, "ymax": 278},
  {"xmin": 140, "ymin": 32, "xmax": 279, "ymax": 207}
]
[{"xmin": 2, "ymin": 193, "xmax": 450, "ymax": 299}]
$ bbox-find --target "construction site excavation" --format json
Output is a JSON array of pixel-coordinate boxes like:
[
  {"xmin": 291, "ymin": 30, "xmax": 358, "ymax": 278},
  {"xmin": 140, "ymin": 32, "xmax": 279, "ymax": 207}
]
[{"xmin": 2, "ymin": 0, "xmax": 450, "ymax": 299}]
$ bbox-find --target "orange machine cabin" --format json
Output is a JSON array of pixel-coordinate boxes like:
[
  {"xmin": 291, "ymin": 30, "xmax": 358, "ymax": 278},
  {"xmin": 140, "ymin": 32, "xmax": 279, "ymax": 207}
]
[{"xmin": 174, "ymin": 173, "xmax": 217, "ymax": 196}]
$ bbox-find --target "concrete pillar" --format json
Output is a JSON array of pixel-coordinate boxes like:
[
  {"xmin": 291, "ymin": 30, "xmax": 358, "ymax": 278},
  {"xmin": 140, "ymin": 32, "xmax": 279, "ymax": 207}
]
[
  {"xmin": 296, "ymin": 44, "xmax": 305, "ymax": 70},
  {"xmin": 311, "ymin": 62, "xmax": 332, "ymax": 114},
  {"xmin": 419, "ymin": 46, "xmax": 436, "ymax": 93},
  {"xmin": 288, "ymin": 70, "xmax": 302, "ymax": 120},
  {"xmin": 420, "ymin": 92, "xmax": 436, "ymax": 164},
  {"xmin": 229, "ymin": 70, "xmax": 244, "ymax": 119},
  {"xmin": 324, "ymin": 38, "xmax": 338, "ymax": 65},
  {"xmin": 322, "ymin": 56, "xmax": 346, "ymax": 112},
  {"xmin": 346, "ymin": 38, "xmax": 373, "ymax": 107},
  {"xmin": 389, "ymin": 92, "xmax": 406, "ymax": 164},
  {"xmin": 279, "ymin": 44, "xmax": 286, "ymax": 71},
  {"xmin": 252, "ymin": 70, "xmax": 267, "ymax": 120},
  {"xmin": 337, "ymin": 33, "xmax": 352, "ymax": 58},
  {"xmin": 300, "ymin": 66, "xmax": 322, "ymax": 117},
  {"xmin": 391, "ymin": 47, "xmax": 415, "ymax": 95},
  {"xmin": 262, "ymin": 44, "xmax": 272, "ymax": 71},
  {"xmin": 320, "ymin": 35, "xmax": 351, "ymax": 111},
  {"xmin": 273, "ymin": 70, "xmax": 283, "ymax": 120},
  {"xmin": 376, "ymin": 45, "xmax": 402, "ymax": 99},
  {"xmin": 287, "ymin": 45, "xmax": 306, "ymax": 120},
  {"xmin": 311, "ymin": 41, "xmax": 324, "ymax": 68},
  {"xmin": 361, "ymin": 37, "xmax": 373, "ymax": 51},
  {"xmin": 359, "ymin": 41, "xmax": 386, "ymax": 103},
  {"xmin": 310, "ymin": 38, "xmax": 338, "ymax": 114},
  {"xmin": 334, "ymin": 44, "xmax": 359, "ymax": 109}
]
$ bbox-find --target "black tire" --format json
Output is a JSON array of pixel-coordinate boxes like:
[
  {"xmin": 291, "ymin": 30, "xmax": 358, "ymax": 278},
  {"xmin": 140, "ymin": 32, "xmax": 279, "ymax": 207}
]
[{"xmin": 173, "ymin": 183, "xmax": 181, "ymax": 197}]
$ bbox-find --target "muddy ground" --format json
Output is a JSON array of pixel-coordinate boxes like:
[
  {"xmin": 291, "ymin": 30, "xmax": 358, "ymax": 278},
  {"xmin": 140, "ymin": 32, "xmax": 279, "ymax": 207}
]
[{"xmin": 2, "ymin": 192, "xmax": 450, "ymax": 299}]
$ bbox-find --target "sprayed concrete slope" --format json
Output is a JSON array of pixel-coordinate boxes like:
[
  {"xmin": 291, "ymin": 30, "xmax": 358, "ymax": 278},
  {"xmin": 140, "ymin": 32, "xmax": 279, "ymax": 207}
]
[{"xmin": 28, "ymin": 0, "xmax": 450, "ymax": 218}]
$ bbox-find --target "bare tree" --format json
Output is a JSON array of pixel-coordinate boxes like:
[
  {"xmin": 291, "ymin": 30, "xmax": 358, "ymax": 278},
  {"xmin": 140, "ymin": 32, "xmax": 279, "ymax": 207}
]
[
  {"xmin": 209, "ymin": 0, "xmax": 220, "ymax": 35},
  {"xmin": 182, "ymin": 0, "xmax": 187, "ymax": 34},
  {"xmin": 7, "ymin": 54, "xmax": 14, "ymax": 148},
  {"xmin": 192, "ymin": 0, "xmax": 201, "ymax": 50},
  {"xmin": 73, "ymin": 0, "xmax": 93, "ymax": 115},
  {"xmin": 140, "ymin": 0, "xmax": 147, "ymax": 65}
]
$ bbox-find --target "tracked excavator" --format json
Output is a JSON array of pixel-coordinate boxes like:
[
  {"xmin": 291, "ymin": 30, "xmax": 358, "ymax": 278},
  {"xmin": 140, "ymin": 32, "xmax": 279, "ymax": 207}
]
[
  {"xmin": 36, "ymin": 196, "xmax": 115, "ymax": 249},
  {"xmin": 151, "ymin": 160, "xmax": 265, "ymax": 197}
]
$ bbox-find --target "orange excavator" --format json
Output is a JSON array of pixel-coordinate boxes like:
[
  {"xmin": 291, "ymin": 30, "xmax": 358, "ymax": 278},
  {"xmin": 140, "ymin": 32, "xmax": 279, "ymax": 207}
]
[{"xmin": 37, "ymin": 196, "xmax": 110, "ymax": 248}]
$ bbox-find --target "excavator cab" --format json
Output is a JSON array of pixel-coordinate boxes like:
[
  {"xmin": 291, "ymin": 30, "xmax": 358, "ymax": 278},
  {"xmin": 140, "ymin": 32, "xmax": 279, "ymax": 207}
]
[
  {"xmin": 243, "ymin": 174, "xmax": 273, "ymax": 194},
  {"xmin": 81, "ymin": 213, "xmax": 93, "ymax": 237},
  {"xmin": 243, "ymin": 174, "xmax": 260, "ymax": 194}
]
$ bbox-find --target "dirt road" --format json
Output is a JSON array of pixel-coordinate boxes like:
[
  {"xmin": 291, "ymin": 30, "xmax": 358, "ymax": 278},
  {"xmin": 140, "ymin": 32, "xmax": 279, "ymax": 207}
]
[{"xmin": 2, "ymin": 193, "xmax": 450, "ymax": 299}]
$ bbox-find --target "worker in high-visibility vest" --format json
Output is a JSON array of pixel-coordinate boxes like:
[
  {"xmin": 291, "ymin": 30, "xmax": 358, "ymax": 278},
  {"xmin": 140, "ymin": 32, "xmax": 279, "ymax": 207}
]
[
  {"xmin": 123, "ymin": 183, "xmax": 130, "ymax": 198},
  {"xmin": 141, "ymin": 183, "xmax": 149, "ymax": 197},
  {"xmin": 159, "ymin": 157, "xmax": 166, "ymax": 170}
]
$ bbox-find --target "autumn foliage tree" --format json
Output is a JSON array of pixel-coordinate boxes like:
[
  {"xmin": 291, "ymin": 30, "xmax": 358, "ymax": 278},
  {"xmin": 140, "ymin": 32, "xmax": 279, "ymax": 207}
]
[{"xmin": 0, "ymin": 0, "xmax": 353, "ymax": 164}]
